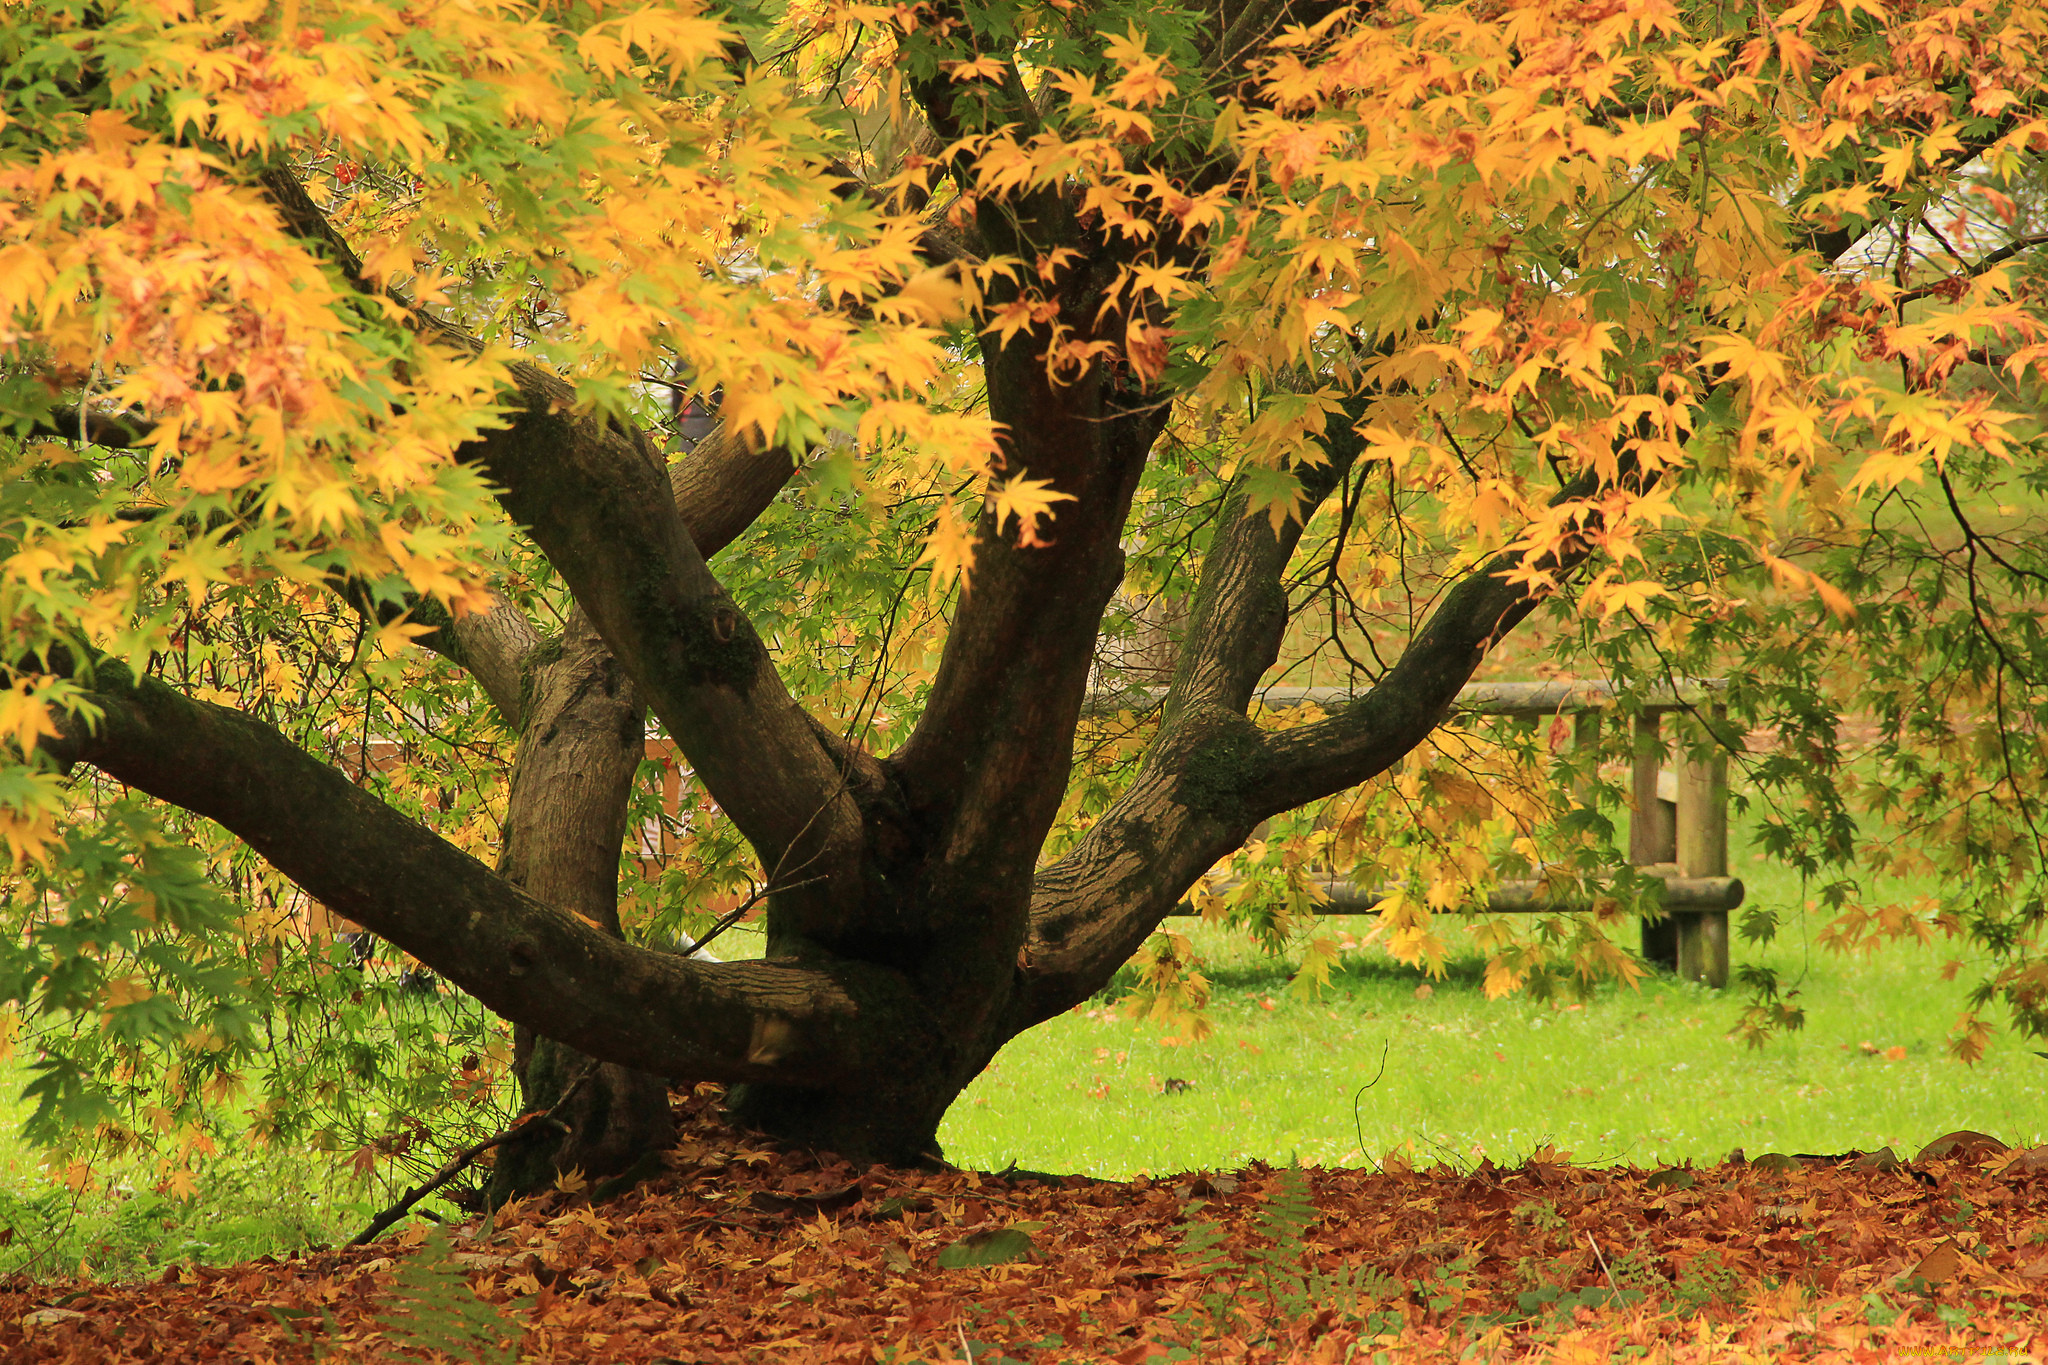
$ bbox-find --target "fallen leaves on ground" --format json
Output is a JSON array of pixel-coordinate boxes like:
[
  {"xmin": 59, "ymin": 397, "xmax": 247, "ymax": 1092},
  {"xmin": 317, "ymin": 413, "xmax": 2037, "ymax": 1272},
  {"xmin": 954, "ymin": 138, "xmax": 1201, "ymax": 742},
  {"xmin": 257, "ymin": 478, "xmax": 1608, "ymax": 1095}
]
[{"xmin": 3, "ymin": 1087, "xmax": 2045, "ymax": 1362}]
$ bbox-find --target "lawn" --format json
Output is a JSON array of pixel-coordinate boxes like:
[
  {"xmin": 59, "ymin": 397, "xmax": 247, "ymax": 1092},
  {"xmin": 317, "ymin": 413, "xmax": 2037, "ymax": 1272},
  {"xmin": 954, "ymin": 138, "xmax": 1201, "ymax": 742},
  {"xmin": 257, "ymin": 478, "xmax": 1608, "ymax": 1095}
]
[
  {"xmin": 0, "ymin": 1108, "xmax": 359, "ymax": 1281},
  {"xmin": 937, "ymin": 831, "xmax": 2048, "ymax": 1177},
  {"xmin": 938, "ymin": 921, "xmax": 2043, "ymax": 1179}
]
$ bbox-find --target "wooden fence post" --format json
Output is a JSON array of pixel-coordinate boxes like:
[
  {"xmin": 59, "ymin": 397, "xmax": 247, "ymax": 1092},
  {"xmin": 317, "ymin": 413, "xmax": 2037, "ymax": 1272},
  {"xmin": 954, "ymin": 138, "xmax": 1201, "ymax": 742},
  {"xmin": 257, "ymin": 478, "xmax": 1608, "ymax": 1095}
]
[
  {"xmin": 1674, "ymin": 704, "xmax": 1732, "ymax": 988},
  {"xmin": 1631, "ymin": 709, "xmax": 1678, "ymax": 969},
  {"xmin": 1571, "ymin": 710, "xmax": 1601, "ymax": 809}
]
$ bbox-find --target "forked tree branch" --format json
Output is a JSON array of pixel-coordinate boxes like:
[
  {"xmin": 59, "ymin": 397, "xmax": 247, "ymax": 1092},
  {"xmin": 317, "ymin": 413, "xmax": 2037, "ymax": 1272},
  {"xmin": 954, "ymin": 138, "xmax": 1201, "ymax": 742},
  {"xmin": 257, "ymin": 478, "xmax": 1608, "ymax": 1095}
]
[
  {"xmin": 1011, "ymin": 85, "xmax": 2046, "ymax": 1025},
  {"xmin": 335, "ymin": 422, "xmax": 802, "ymax": 732},
  {"xmin": 1163, "ymin": 393, "xmax": 1373, "ymax": 723},
  {"xmin": 465, "ymin": 365, "xmax": 868, "ymax": 925}
]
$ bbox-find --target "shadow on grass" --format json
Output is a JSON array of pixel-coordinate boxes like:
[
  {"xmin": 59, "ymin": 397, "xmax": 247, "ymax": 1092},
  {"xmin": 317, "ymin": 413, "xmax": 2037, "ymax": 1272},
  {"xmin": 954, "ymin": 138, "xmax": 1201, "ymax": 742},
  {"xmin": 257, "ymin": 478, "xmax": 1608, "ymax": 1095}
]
[{"xmin": 1198, "ymin": 953, "xmax": 1496, "ymax": 996}]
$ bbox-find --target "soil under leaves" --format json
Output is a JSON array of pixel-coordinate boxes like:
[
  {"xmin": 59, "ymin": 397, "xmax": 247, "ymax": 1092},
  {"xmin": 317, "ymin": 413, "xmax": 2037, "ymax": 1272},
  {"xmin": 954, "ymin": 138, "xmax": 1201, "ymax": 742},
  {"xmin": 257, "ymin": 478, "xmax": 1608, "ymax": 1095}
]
[{"xmin": 4, "ymin": 1085, "xmax": 2045, "ymax": 1363}]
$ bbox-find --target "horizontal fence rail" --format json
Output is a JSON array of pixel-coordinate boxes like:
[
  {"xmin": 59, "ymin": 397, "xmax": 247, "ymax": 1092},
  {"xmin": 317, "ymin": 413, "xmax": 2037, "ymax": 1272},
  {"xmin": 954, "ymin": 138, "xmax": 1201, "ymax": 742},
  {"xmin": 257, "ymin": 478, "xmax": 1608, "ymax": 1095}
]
[
  {"xmin": 1178, "ymin": 870, "xmax": 1745, "ymax": 917},
  {"xmin": 1080, "ymin": 678, "xmax": 1728, "ymax": 719}
]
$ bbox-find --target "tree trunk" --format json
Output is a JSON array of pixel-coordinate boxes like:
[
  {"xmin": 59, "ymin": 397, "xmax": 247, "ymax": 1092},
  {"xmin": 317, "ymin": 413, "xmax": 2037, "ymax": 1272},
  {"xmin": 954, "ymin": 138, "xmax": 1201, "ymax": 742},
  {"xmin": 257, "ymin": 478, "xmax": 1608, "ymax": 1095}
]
[
  {"xmin": 492, "ymin": 1038, "xmax": 676, "ymax": 1199},
  {"xmin": 725, "ymin": 1048, "xmax": 960, "ymax": 1169},
  {"xmin": 487, "ymin": 610, "xmax": 675, "ymax": 1200}
]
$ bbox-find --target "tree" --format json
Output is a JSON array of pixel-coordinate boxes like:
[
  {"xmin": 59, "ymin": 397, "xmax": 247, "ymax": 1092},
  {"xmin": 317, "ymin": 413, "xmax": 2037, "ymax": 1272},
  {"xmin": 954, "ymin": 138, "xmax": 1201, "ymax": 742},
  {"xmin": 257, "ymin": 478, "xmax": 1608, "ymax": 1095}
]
[{"xmin": 5, "ymin": 0, "xmax": 2048, "ymax": 1192}]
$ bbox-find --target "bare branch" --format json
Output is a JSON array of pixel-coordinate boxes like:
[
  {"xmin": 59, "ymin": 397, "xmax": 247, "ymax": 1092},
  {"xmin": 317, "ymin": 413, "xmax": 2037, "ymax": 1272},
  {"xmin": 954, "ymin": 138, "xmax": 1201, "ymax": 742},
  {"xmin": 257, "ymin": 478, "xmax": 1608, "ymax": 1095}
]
[
  {"xmin": 24, "ymin": 404, "xmax": 154, "ymax": 449},
  {"xmin": 347, "ymin": 1059, "xmax": 598, "ymax": 1246}
]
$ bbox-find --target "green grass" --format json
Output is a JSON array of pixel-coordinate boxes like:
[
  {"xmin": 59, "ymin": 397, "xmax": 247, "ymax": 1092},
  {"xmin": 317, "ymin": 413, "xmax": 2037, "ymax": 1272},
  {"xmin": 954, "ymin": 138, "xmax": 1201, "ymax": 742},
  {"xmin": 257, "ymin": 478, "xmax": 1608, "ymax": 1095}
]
[
  {"xmin": 938, "ymin": 830, "xmax": 2048, "ymax": 1177},
  {"xmin": 0, "ymin": 1103, "xmax": 359, "ymax": 1280},
  {"xmin": 939, "ymin": 927, "xmax": 2045, "ymax": 1177}
]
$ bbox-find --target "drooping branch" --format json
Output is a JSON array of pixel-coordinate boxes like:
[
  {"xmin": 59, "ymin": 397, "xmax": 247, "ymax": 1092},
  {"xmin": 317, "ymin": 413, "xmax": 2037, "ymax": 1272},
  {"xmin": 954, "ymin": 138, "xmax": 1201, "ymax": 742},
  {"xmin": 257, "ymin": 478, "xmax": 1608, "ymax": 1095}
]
[{"xmin": 38, "ymin": 652, "xmax": 939, "ymax": 1089}]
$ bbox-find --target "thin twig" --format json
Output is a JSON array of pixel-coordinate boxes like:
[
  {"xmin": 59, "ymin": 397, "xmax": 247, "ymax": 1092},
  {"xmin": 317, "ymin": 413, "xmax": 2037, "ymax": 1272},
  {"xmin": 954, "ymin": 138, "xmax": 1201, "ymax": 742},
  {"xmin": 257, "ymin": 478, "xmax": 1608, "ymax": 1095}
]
[
  {"xmin": 1351, "ymin": 1040, "xmax": 1389, "ymax": 1173},
  {"xmin": 1585, "ymin": 1230, "xmax": 1620, "ymax": 1296},
  {"xmin": 683, "ymin": 873, "xmax": 828, "ymax": 958},
  {"xmin": 1895, "ymin": 232, "xmax": 2048, "ymax": 305},
  {"xmin": 347, "ymin": 1059, "xmax": 601, "ymax": 1246}
]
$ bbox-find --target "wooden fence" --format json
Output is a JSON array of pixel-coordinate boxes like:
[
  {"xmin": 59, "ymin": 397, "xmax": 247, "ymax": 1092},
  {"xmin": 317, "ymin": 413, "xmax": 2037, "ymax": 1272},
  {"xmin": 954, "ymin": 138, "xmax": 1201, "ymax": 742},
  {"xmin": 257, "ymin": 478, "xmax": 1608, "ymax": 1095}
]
[{"xmin": 1155, "ymin": 680, "xmax": 1741, "ymax": 988}]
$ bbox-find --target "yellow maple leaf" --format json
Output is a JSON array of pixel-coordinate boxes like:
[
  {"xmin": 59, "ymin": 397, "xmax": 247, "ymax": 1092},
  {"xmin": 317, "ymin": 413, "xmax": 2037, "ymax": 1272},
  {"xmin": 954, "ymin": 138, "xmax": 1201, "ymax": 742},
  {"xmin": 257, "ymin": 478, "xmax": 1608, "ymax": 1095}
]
[
  {"xmin": 988, "ymin": 471, "xmax": 1077, "ymax": 548},
  {"xmin": 916, "ymin": 504, "xmax": 979, "ymax": 593},
  {"xmin": 0, "ymin": 681, "xmax": 62, "ymax": 758},
  {"xmin": 1875, "ymin": 141, "xmax": 1916, "ymax": 188},
  {"xmin": 1811, "ymin": 574, "xmax": 1855, "ymax": 621},
  {"xmin": 1589, "ymin": 572, "xmax": 1669, "ymax": 621},
  {"xmin": 1454, "ymin": 308, "xmax": 1506, "ymax": 352},
  {"xmin": 946, "ymin": 56, "xmax": 1008, "ymax": 83},
  {"xmin": 104, "ymin": 976, "xmax": 154, "ymax": 1009}
]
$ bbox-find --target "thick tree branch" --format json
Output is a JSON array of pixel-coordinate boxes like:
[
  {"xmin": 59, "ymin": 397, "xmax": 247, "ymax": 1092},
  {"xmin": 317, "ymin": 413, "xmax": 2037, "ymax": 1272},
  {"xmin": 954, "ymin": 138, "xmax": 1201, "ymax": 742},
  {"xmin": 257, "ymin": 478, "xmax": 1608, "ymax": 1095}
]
[
  {"xmin": 1010, "ymin": 97, "xmax": 2042, "ymax": 1025},
  {"xmin": 1163, "ymin": 394, "xmax": 1371, "ymax": 722},
  {"xmin": 470, "ymin": 368, "xmax": 867, "ymax": 937},
  {"xmin": 37, "ymin": 653, "xmax": 939, "ymax": 1089},
  {"xmin": 326, "ymin": 422, "xmax": 799, "ymax": 731},
  {"xmin": 338, "ymin": 421, "xmax": 801, "ymax": 732},
  {"xmin": 251, "ymin": 167, "xmax": 869, "ymax": 933},
  {"xmin": 1239, "ymin": 523, "xmax": 1565, "ymax": 815},
  {"xmin": 21, "ymin": 404, "xmax": 153, "ymax": 448},
  {"xmin": 903, "ymin": 13, "xmax": 1080, "ymax": 265},
  {"xmin": 886, "ymin": 377, "xmax": 1165, "ymax": 882},
  {"xmin": 664, "ymin": 425, "xmax": 801, "ymax": 558}
]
